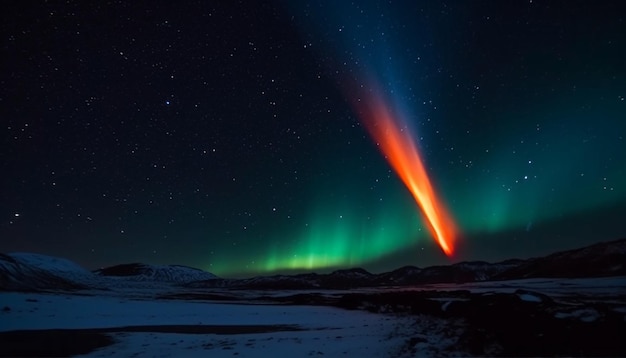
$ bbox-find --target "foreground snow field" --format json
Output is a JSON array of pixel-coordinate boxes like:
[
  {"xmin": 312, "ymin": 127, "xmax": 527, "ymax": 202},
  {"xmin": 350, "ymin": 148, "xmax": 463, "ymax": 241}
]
[
  {"xmin": 0, "ymin": 290, "xmax": 459, "ymax": 357},
  {"xmin": 2, "ymin": 275, "xmax": 626, "ymax": 357}
]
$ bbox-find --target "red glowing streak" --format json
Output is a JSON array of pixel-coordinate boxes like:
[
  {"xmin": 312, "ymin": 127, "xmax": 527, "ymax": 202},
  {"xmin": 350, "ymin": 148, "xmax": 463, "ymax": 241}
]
[{"xmin": 355, "ymin": 93, "xmax": 457, "ymax": 256}]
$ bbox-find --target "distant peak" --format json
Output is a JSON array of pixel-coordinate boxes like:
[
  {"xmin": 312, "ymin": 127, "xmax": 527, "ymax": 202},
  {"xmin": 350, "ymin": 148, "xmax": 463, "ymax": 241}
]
[
  {"xmin": 330, "ymin": 267, "xmax": 373, "ymax": 276},
  {"xmin": 94, "ymin": 262, "xmax": 218, "ymax": 283}
]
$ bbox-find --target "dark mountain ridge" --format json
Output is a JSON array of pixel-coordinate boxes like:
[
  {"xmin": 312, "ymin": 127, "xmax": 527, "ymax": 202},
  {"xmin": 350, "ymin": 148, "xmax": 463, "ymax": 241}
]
[
  {"xmin": 493, "ymin": 237, "xmax": 626, "ymax": 280},
  {"xmin": 189, "ymin": 238, "xmax": 626, "ymax": 289},
  {"xmin": 2, "ymin": 238, "xmax": 625, "ymax": 291}
]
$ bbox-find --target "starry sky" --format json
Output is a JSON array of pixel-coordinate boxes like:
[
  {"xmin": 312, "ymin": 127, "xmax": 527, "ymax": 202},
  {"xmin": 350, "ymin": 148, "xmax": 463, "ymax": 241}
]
[{"xmin": 2, "ymin": 1, "xmax": 625, "ymax": 278}]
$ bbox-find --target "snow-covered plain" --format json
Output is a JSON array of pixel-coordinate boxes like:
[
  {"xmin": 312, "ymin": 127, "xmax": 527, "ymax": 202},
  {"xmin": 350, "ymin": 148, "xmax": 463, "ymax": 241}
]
[
  {"xmin": 2, "ymin": 249, "xmax": 625, "ymax": 356},
  {"xmin": 4, "ymin": 277, "xmax": 625, "ymax": 357},
  {"xmin": 0, "ymin": 290, "xmax": 458, "ymax": 357}
]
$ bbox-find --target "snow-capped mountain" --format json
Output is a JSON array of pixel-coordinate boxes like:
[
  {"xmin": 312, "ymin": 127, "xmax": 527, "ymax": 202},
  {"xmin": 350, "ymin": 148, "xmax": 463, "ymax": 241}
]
[
  {"xmin": 0, "ymin": 253, "xmax": 85, "ymax": 291},
  {"xmin": 7, "ymin": 252, "xmax": 98, "ymax": 287},
  {"xmin": 0, "ymin": 253, "xmax": 218, "ymax": 291},
  {"xmin": 94, "ymin": 263, "xmax": 218, "ymax": 283}
]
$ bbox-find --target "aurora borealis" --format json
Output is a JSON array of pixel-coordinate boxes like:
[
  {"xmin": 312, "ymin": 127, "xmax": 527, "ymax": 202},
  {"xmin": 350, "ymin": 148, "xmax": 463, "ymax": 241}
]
[{"xmin": 2, "ymin": 1, "xmax": 626, "ymax": 277}]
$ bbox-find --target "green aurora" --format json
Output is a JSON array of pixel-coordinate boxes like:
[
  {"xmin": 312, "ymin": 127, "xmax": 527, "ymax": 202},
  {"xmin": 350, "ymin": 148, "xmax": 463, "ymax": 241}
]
[
  {"xmin": 208, "ymin": 93, "xmax": 626, "ymax": 277},
  {"xmin": 203, "ymin": 2, "xmax": 626, "ymax": 277}
]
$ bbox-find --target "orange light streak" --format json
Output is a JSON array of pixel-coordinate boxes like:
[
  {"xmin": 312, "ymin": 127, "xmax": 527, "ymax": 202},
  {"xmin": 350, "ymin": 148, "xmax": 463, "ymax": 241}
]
[{"xmin": 355, "ymin": 92, "xmax": 457, "ymax": 256}]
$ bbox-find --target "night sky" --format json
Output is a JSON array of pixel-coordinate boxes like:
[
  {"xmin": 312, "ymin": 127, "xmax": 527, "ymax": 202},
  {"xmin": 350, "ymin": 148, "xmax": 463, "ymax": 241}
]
[{"xmin": 2, "ymin": 1, "xmax": 625, "ymax": 278}]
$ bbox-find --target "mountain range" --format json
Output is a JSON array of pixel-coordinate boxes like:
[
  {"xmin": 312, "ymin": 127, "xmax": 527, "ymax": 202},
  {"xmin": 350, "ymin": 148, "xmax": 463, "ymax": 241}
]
[{"xmin": 1, "ymin": 238, "xmax": 625, "ymax": 291}]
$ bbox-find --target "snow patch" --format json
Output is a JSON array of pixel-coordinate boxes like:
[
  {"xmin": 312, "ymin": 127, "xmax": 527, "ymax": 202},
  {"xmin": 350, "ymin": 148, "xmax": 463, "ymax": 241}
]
[
  {"xmin": 518, "ymin": 293, "xmax": 542, "ymax": 302},
  {"xmin": 554, "ymin": 308, "xmax": 601, "ymax": 322},
  {"xmin": 441, "ymin": 301, "xmax": 452, "ymax": 312}
]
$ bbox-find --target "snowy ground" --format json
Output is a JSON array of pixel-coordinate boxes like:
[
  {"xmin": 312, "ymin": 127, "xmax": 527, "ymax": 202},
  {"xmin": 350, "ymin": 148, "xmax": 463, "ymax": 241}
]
[
  {"xmin": 0, "ymin": 290, "xmax": 457, "ymax": 357},
  {"xmin": 410, "ymin": 276, "xmax": 626, "ymax": 295},
  {"xmin": 2, "ymin": 276, "xmax": 625, "ymax": 357}
]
